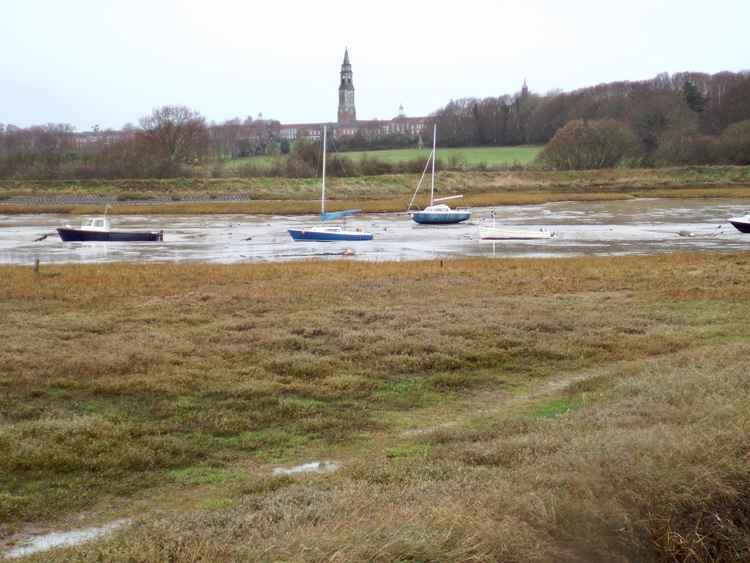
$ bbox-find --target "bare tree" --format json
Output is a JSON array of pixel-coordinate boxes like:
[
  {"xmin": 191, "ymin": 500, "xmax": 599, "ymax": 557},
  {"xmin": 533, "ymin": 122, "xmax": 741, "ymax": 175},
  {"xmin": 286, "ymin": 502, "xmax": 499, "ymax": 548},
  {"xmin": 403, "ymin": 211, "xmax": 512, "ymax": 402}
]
[
  {"xmin": 209, "ymin": 118, "xmax": 243, "ymax": 160},
  {"xmin": 139, "ymin": 105, "xmax": 209, "ymax": 165}
]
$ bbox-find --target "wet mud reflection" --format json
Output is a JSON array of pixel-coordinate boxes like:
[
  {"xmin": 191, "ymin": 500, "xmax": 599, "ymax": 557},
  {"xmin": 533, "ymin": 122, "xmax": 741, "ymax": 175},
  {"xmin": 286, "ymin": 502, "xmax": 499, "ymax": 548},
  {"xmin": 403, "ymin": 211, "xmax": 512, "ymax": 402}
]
[{"xmin": 1, "ymin": 199, "xmax": 748, "ymax": 265}]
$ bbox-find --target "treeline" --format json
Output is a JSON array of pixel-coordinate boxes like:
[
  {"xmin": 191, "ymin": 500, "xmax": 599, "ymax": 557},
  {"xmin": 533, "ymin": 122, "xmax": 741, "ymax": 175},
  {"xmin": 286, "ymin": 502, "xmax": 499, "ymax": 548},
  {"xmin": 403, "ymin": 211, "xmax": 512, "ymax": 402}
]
[
  {"xmin": 0, "ymin": 107, "xmax": 210, "ymax": 179},
  {"xmin": 2, "ymin": 70, "xmax": 750, "ymax": 178},
  {"xmin": 0, "ymin": 108, "xmax": 284, "ymax": 179},
  {"xmin": 432, "ymin": 70, "xmax": 750, "ymax": 167},
  {"xmin": 333, "ymin": 131, "xmax": 421, "ymax": 152}
]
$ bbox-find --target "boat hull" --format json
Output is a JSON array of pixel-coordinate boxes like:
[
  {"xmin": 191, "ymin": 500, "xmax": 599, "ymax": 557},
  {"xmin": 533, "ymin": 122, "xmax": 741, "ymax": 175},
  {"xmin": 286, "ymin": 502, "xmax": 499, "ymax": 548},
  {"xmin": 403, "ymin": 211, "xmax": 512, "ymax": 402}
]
[
  {"xmin": 288, "ymin": 229, "xmax": 373, "ymax": 241},
  {"xmin": 479, "ymin": 226, "xmax": 554, "ymax": 240},
  {"xmin": 57, "ymin": 228, "xmax": 164, "ymax": 242},
  {"xmin": 729, "ymin": 220, "xmax": 750, "ymax": 233},
  {"xmin": 410, "ymin": 211, "xmax": 471, "ymax": 224}
]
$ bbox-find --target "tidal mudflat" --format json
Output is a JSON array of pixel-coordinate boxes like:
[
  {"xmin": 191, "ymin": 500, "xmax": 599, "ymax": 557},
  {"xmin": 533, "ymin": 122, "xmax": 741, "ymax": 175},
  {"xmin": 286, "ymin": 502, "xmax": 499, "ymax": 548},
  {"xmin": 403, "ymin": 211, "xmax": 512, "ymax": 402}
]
[{"xmin": 1, "ymin": 198, "xmax": 749, "ymax": 266}]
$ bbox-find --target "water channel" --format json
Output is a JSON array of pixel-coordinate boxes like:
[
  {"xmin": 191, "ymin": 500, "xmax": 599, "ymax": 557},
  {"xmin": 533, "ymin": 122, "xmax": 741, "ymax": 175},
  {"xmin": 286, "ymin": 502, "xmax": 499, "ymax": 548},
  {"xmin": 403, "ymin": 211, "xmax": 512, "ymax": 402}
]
[{"xmin": 1, "ymin": 198, "xmax": 748, "ymax": 266}]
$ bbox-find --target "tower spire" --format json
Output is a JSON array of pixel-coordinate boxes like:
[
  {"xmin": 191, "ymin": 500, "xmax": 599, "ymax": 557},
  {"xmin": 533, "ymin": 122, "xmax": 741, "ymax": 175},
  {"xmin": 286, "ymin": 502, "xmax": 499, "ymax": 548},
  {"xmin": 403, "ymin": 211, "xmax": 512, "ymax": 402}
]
[{"xmin": 338, "ymin": 48, "xmax": 356, "ymax": 124}]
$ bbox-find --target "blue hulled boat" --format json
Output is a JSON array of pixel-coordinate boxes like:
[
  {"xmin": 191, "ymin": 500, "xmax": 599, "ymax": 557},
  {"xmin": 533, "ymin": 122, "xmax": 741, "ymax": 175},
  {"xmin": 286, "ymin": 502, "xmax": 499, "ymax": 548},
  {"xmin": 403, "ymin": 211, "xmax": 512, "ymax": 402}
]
[
  {"xmin": 407, "ymin": 125, "xmax": 471, "ymax": 225},
  {"xmin": 288, "ymin": 226, "xmax": 373, "ymax": 241},
  {"xmin": 288, "ymin": 125, "xmax": 373, "ymax": 242},
  {"xmin": 411, "ymin": 204, "xmax": 471, "ymax": 225}
]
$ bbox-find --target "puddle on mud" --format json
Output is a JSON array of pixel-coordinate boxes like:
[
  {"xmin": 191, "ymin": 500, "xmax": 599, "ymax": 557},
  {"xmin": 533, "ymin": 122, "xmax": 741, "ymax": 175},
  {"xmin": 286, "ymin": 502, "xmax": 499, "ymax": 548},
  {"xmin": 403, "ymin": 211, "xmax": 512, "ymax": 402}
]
[
  {"xmin": 272, "ymin": 461, "xmax": 340, "ymax": 476},
  {"xmin": 1, "ymin": 198, "xmax": 749, "ymax": 265},
  {"xmin": 3, "ymin": 519, "xmax": 130, "ymax": 559}
]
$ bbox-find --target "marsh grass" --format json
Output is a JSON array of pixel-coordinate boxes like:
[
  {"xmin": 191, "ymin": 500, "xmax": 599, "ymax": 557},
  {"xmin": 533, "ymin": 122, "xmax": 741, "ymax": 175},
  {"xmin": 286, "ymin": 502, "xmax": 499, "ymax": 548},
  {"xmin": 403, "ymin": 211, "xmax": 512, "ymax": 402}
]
[
  {"xmin": 2, "ymin": 166, "xmax": 750, "ymax": 215},
  {"xmin": 2, "ymin": 254, "xmax": 750, "ymax": 560}
]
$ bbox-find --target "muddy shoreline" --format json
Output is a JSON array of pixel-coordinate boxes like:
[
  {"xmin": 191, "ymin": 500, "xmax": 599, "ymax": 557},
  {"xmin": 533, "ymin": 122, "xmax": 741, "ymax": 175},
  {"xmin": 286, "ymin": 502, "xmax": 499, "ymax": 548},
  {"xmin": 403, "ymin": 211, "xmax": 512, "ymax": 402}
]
[{"xmin": 1, "ymin": 198, "xmax": 749, "ymax": 266}]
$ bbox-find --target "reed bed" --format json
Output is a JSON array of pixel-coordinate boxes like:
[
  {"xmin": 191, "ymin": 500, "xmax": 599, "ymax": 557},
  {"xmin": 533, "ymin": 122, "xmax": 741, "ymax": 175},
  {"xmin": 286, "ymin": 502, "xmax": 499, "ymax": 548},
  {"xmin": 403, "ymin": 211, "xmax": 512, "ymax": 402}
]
[
  {"xmin": 1, "ymin": 165, "xmax": 749, "ymax": 205},
  {"xmin": 5, "ymin": 187, "xmax": 750, "ymax": 216}
]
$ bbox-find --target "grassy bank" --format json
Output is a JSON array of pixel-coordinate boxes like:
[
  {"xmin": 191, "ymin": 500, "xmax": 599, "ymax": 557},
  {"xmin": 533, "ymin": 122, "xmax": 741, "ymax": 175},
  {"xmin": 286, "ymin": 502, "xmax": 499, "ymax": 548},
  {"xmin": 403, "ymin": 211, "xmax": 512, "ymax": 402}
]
[
  {"xmin": 0, "ymin": 192, "xmax": 641, "ymax": 216},
  {"xmin": 341, "ymin": 145, "xmax": 542, "ymax": 166},
  {"xmin": 1, "ymin": 166, "xmax": 750, "ymax": 215},
  {"xmin": 2, "ymin": 254, "xmax": 750, "ymax": 560},
  {"xmin": 219, "ymin": 145, "xmax": 543, "ymax": 173}
]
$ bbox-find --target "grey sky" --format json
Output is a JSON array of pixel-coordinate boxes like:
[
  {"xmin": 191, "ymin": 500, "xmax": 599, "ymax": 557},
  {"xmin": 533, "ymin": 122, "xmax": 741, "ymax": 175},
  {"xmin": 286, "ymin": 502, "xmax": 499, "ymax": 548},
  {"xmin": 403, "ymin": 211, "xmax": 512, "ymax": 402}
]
[{"xmin": 1, "ymin": 0, "xmax": 748, "ymax": 131}]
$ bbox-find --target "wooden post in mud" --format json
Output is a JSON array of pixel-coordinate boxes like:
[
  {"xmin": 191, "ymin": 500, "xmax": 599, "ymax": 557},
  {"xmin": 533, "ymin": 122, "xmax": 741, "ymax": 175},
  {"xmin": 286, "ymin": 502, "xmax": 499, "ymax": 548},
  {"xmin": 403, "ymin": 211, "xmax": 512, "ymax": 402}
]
[{"xmin": 33, "ymin": 258, "xmax": 40, "ymax": 273}]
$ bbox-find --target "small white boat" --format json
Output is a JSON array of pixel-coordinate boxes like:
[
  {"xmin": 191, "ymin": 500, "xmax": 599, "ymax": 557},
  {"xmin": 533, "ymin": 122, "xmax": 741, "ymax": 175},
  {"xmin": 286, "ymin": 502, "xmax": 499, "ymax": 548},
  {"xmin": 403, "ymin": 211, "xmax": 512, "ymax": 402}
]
[
  {"xmin": 479, "ymin": 210, "xmax": 555, "ymax": 240},
  {"xmin": 479, "ymin": 225, "xmax": 555, "ymax": 240},
  {"xmin": 728, "ymin": 214, "xmax": 750, "ymax": 233}
]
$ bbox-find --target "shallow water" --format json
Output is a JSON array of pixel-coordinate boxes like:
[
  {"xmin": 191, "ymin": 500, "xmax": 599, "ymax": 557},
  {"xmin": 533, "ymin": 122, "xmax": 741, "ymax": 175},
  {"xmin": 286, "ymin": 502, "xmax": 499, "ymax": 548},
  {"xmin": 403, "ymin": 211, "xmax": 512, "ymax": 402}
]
[
  {"xmin": 272, "ymin": 461, "xmax": 340, "ymax": 476},
  {"xmin": 1, "ymin": 198, "xmax": 748, "ymax": 265},
  {"xmin": 3, "ymin": 519, "xmax": 130, "ymax": 559}
]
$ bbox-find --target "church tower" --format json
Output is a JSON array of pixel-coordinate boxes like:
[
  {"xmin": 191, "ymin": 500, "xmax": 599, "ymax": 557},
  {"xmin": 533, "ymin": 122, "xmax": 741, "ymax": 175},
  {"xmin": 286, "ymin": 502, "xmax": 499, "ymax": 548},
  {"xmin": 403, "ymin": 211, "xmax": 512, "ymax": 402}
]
[{"xmin": 338, "ymin": 49, "xmax": 356, "ymax": 124}]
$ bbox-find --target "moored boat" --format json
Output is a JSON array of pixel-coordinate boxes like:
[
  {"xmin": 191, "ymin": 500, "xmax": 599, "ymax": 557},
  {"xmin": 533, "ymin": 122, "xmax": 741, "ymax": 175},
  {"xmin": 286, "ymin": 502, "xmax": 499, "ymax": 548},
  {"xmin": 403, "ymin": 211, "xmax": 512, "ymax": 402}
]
[
  {"xmin": 288, "ymin": 226, "xmax": 373, "ymax": 241},
  {"xmin": 479, "ymin": 225, "xmax": 555, "ymax": 240},
  {"xmin": 57, "ymin": 216, "xmax": 163, "ymax": 242},
  {"xmin": 411, "ymin": 204, "xmax": 472, "ymax": 225},
  {"xmin": 728, "ymin": 214, "xmax": 750, "ymax": 233},
  {"xmin": 407, "ymin": 125, "xmax": 471, "ymax": 225},
  {"xmin": 288, "ymin": 126, "xmax": 373, "ymax": 242},
  {"xmin": 479, "ymin": 209, "xmax": 555, "ymax": 240}
]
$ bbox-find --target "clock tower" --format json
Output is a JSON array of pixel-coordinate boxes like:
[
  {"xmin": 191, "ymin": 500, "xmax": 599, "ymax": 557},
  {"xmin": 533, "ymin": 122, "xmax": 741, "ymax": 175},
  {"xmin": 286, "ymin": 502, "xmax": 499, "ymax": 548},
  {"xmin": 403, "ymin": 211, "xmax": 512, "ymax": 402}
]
[{"xmin": 337, "ymin": 48, "xmax": 356, "ymax": 124}]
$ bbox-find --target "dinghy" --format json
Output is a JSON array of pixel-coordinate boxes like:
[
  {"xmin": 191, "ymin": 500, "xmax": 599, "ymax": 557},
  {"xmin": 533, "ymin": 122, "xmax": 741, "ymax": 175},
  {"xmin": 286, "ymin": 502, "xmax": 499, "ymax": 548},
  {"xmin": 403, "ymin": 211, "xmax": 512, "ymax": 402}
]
[{"xmin": 479, "ymin": 210, "xmax": 555, "ymax": 240}]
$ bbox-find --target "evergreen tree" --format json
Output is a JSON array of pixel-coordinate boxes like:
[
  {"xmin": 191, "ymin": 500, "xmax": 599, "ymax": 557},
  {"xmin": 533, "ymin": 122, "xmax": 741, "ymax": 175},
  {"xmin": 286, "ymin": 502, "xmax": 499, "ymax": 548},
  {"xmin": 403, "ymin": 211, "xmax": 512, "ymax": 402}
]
[{"xmin": 683, "ymin": 81, "xmax": 708, "ymax": 114}]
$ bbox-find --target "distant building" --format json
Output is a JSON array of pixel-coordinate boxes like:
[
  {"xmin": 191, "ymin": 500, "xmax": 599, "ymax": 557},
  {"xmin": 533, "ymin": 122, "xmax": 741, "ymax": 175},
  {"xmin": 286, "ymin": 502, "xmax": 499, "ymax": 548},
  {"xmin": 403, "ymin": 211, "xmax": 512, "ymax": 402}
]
[
  {"xmin": 279, "ymin": 49, "xmax": 428, "ymax": 142},
  {"xmin": 72, "ymin": 129, "xmax": 134, "ymax": 149}
]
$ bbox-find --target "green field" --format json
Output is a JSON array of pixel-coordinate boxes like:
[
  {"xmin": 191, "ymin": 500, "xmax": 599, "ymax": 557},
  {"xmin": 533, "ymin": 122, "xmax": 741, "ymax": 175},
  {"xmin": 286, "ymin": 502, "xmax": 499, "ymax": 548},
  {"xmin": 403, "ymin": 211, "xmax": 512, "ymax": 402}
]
[
  {"xmin": 220, "ymin": 145, "xmax": 542, "ymax": 172},
  {"xmin": 339, "ymin": 145, "xmax": 542, "ymax": 166}
]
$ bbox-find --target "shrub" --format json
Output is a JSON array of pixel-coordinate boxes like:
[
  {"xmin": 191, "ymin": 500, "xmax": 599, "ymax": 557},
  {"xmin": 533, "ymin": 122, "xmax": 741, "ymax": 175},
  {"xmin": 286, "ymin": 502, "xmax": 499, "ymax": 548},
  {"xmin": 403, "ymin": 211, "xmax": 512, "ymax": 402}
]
[
  {"xmin": 719, "ymin": 119, "xmax": 750, "ymax": 165},
  {"xmin": 358, "ymin": 155, "xmax": 393, "ymax": 176},
  {"xmin": 654, "ymin": 133, "xmax": 721, "ymax": 166},
  {"xmin": 537, "ymin": 119, "xmax": 641, "ymax": 170}
]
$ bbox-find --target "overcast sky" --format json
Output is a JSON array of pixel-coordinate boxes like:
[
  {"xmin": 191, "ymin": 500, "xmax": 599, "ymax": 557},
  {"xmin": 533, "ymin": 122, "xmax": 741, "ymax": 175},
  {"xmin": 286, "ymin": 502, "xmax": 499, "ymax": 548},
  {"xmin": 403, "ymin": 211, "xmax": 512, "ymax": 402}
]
[{"xmin": 1, "ymin": 0, "xmax": 748, "ymax": 131}]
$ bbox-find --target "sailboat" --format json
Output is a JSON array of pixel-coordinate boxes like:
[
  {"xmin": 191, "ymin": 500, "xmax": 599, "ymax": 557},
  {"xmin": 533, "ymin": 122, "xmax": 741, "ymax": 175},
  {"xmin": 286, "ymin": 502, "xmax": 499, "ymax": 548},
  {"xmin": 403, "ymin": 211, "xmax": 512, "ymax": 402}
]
[
  {"xmin": 288, "ymin": 126, "xmax": 373, "ymax": 242},
  {"xmin": 408, "ymin": 125, "xmax": 471, "ymax": 225}
]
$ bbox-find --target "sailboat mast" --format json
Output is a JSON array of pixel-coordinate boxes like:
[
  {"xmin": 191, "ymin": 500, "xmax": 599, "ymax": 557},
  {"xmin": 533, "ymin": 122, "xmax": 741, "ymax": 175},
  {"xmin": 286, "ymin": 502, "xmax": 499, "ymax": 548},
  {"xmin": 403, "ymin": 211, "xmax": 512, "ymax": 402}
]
[
  {"xmin": 430, "ymin": 124, "xmax": 436, "ymax": 206},
  {"xmin": 321, "ymin": 126, "xmax": 327, "ymax": 215}
]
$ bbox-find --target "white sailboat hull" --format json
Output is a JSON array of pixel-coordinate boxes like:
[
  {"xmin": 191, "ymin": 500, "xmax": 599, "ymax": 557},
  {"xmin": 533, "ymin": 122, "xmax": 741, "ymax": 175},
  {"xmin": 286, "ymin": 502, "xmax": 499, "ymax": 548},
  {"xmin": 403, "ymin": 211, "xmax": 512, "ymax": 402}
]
[{"xmin": 479, "ymin": 226, "xmax": 555, "ymax": 240}]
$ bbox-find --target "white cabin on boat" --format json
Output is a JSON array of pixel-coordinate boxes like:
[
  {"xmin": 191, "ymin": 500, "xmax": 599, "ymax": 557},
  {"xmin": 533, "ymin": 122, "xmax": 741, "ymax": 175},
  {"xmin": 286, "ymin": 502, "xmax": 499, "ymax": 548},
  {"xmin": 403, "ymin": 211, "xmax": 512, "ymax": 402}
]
[{"xmin": 80, "ymin": 217, "xmax": 112, "ymax": 231}]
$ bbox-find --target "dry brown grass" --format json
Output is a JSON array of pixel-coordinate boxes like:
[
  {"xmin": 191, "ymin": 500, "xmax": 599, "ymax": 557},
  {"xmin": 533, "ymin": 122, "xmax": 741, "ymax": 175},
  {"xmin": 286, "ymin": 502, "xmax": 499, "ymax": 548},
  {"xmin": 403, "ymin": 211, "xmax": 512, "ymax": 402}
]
[
  {"xmin": 4, "ymin": 188, "xmax": 750, "ymax": 216},
  {"xmin": 57, "ymin": 345, "xmax": 745, "ymax": 563},
  {"xmin": 2, "ymin": 254, "xmax": 750, "ymax": 560}
]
